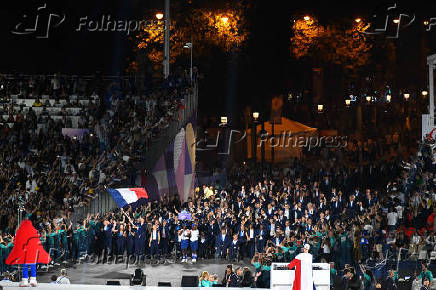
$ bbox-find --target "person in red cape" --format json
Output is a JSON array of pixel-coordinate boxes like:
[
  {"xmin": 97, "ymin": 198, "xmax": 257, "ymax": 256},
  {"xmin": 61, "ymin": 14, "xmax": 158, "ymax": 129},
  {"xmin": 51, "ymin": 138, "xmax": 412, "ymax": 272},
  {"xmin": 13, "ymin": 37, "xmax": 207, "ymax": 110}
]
[
  {"xmin": 288, "ymin": 244, "xmax": 315, "ymax": 290},
  {"xmin": 6, "ymin": 219, "xmax": 52, "ymax": 287}
]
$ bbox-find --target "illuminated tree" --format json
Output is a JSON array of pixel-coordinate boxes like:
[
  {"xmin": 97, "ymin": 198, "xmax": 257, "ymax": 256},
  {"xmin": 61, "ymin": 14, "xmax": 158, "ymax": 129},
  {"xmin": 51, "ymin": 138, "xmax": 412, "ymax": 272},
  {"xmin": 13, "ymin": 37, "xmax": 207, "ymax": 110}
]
[
  {"xmin": 290, "ymin": 16, "xmax": 373, "ymax": 75},
  {"xmin": 319, "ymin": 22, "xmax": 372, "ymax": 74},
  {"xmin": 290, "ymin": 17, "xmax": 324, "ymax": 59},
  {"xmin": 135, "ymin": 20, "xmax": 186, "ymax": 65},
  {"xmin": 195, "ymin": 9, "xmax": 247, "ymax": 52},
  {"xmin": 133, "ymin": 5, "xmax": 249, "ymax": 66}
]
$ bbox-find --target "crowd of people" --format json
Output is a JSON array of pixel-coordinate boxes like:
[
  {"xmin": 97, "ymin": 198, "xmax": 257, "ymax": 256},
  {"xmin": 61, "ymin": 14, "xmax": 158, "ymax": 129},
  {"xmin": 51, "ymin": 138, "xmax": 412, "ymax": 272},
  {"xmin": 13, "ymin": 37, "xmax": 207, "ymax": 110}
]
[
  {"xmin": 0, "ymin": 70, "xmax": 194, "ymax": 275},
  {"xmin": 0, "ymin": 141, "xmax": 433, "ymax": 288},
  {"xmin": 0, "ymin": 71, "xmax": 434, "ymax": 289}
]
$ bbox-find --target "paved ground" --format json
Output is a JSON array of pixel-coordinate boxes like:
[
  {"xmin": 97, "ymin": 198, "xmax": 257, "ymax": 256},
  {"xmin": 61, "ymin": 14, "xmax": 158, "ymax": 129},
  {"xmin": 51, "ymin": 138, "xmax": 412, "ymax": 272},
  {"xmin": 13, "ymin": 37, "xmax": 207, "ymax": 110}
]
[{"xmin": 35, "ymin": 258, "xmax": 253, "ymax": 286}]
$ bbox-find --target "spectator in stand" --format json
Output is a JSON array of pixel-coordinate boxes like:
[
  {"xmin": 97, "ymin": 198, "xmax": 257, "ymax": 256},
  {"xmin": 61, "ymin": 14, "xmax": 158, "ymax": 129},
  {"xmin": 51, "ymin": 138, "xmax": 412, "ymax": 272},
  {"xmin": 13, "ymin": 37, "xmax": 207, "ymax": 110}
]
[
  {"xmin": 417, "ymin": 264, "xmax": 433, "ymax": 285},
  {"xmin": 32, "ymin": 98, "xmax": 43, "ymax": 107},
  {"xmin": 387, "ymin": 207, "xmax": 398, "ymax": 232}
]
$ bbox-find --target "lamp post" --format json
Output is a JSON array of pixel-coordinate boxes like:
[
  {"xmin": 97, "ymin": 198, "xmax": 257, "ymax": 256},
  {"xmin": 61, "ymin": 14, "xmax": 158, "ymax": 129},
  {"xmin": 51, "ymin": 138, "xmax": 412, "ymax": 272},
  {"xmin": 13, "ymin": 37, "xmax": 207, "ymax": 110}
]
[
  {"xmin": 220, "ymin": 116, "xmax": 228, "ymax": 126},
  {"xmin": 163, "ymin": 0, "xmax": 170, "ymax": 79},
  {"xmin": 260, "ymin": 121, "xmax": 266, "ymax": 169},
  {"xmin": 271, "ymin": 119, "xmax": 275, "ymax": 164},
  {"xmin": 366, "ymin": 96, "xmax": 371, "ymax": 104},
  {"xmin": 317, "ymin": 104, "xmax": 324, "ymax": 113},
  {"xmin": 386, "ymin": 94, "xmax": 392, "ymax": 102},
  {"xmin": 252, "ymin": 112, "xmax": 259, "ymax": 162},
  {"xmin": 183, "ymin": 40, "xmax": 193, "ymax": 82}
]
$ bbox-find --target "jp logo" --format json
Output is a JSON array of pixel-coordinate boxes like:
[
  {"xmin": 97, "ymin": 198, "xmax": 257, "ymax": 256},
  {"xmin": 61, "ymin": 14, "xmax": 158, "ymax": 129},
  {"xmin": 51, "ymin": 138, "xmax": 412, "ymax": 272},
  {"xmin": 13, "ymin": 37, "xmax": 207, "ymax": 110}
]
[
  {"xmin": 11, "ymin": 3, "xmax": 65, "ymax": 39},
  {"xmin": 361, "ymin": 3, "xmax": 415, "ymax": 38},
  {"xmin": 194, "ymin": 129, "xmax": 246, "ymax": 155}
]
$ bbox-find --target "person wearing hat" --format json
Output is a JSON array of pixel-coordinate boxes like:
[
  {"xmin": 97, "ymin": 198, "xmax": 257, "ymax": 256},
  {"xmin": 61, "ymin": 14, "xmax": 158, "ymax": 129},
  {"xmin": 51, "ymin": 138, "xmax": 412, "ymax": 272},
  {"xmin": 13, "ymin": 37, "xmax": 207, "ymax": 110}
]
[{"xmin": 288, "ymin": 244, "xmax": 314, "ymax": 290}]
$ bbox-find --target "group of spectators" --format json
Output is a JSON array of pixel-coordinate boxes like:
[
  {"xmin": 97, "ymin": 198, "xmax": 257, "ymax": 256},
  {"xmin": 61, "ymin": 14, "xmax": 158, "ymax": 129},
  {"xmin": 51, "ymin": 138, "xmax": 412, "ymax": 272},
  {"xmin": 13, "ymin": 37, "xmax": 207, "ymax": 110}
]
[
  {"xmin": 0, "ymin": 69, "xmax": 194, "ymax": 276},
  {"xmin": 0, "ymin": 71, "xmax": 434, "ymax": 289},
  {"xmin": 0, "ymin": 140, "xmax": 432, "ymax": 288}
]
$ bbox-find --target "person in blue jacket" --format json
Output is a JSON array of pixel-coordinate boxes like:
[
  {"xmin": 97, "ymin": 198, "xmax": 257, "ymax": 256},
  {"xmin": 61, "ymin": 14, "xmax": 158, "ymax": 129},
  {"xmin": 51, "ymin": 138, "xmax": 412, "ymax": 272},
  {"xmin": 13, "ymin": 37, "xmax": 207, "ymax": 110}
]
[
  {"xmin": 103, "ymin": 220, "xmax": 113, "ymax": 259},
  {"xmin": 116, "ymin": 224, "xmax": 126, "ymax": 256},
  {"xmin": 126, "ymin": 224, "xmax": 135, "ymax": 257},
  {"xmin": 256, "ymin": 224, "xmax": 267, "ymax": 253},
  {"xmin": 215, "ymin": 228, "xmax": 230, "ymax": 258},
  {"xmin": 134, "ymin": 217, "xmax": 146, "ymax": 264},
  {"xmin": 229, "ymin": 233, "xmax": 239, "ymax": 261}
]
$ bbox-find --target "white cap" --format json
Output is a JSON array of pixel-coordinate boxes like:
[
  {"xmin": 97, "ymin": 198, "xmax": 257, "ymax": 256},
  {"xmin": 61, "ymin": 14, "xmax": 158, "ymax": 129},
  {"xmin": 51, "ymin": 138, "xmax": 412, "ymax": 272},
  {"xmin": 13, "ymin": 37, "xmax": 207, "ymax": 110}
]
[{"xmin": 304, "ymin": 244, "xmax": 310, "ymax": 250}]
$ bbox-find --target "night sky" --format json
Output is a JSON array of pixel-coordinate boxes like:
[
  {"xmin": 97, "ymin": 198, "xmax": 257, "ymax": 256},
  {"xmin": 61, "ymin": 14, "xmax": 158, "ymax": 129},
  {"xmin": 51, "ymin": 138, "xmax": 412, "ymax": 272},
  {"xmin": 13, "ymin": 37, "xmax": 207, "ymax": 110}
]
[{"xmin": 1, "ymin": 0, "xmax": 436, "ymax": 120}]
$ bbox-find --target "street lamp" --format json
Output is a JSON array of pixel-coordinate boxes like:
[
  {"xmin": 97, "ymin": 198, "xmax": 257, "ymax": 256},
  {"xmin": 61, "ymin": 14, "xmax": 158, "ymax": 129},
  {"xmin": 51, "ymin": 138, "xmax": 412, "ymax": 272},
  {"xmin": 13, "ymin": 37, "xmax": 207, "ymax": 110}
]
[
  {"xmin": 304, "ymin": 15, "xmax": 311, "ymax": 21},
  {"xmin": 251, "ymin": 112, "xmax": 259, "ymax": 162},
  {"xmin": 317, "ymin": 104, "xmax": 324, "ymax": 113},
  {"xmin": 393, "ymin": 18, "xmax": 400, "ymax": 24},
  {"xmin": 345, "ymin": 99, "xmax": 351, "ymax": 107},
  {"xmin": 355, "ymin": 18, "xmax": 362, "ymax": 23},
  {"xmin": 366, "ymin": 96, "xmax": 371, "ymax": 103},
  {"xmin": 183, "ymin": 42, "xmax": 193, "ymax": 81},
  {"xmin": 386, "ymin": 95, "xmax": 392, "ymax": 102},
  {"xmin": 156, "ymin": 12, "xmax": 164, "ymax": 20},
  {"xmin": 404, "ymin": 93, "xmax": 410, "ymax": 100},
  {"xmin": 220, "ymin": 116, "xmax": 228, "ymax": 126},
  {"xmin": 422, "ymin": 90, "xmax": 428, "ymax": 96}
]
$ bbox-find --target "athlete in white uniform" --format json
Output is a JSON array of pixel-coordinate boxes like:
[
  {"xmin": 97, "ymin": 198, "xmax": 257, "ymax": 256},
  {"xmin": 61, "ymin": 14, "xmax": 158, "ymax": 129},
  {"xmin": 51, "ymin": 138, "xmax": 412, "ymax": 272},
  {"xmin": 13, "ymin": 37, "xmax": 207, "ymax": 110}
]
[{"xmin": 190, "ymin": 224, "xmax": 199, "ymax": 263}]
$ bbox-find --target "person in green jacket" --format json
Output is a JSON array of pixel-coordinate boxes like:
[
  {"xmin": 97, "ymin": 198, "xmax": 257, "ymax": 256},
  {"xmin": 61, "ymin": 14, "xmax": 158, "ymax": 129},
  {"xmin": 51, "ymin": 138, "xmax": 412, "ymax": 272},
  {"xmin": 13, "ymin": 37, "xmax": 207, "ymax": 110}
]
[
  {"xmin": 198, "ymin": 271, "xmax": 218, "ymax": 287},
  {"xmin": 72, "ymin": 224, "xmax": 83, "ymax": 262},
  {"xmin": 418, "ymin": 264, "xmax": 433, "ymax": 283}
]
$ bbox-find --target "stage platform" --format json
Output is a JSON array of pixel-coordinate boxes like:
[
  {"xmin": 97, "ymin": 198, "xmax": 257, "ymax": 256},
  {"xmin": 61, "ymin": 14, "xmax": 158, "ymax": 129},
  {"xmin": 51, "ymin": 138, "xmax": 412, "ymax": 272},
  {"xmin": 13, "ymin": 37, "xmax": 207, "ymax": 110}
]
[
  {"xmin": 0, "ymin": 284, "xmax": 255, "ymax": 289},
  {"xmin": 0, "ymin": 259, "xmax": 250, "ymax": 287}
]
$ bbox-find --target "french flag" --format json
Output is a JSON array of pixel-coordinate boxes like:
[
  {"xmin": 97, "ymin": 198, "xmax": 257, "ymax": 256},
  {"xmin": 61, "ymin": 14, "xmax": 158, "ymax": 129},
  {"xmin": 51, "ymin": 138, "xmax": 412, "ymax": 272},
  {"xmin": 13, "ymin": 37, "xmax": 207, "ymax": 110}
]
[{"xmin": 107, "ymin": 188, "xmax": 149, "ymax": 208}]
